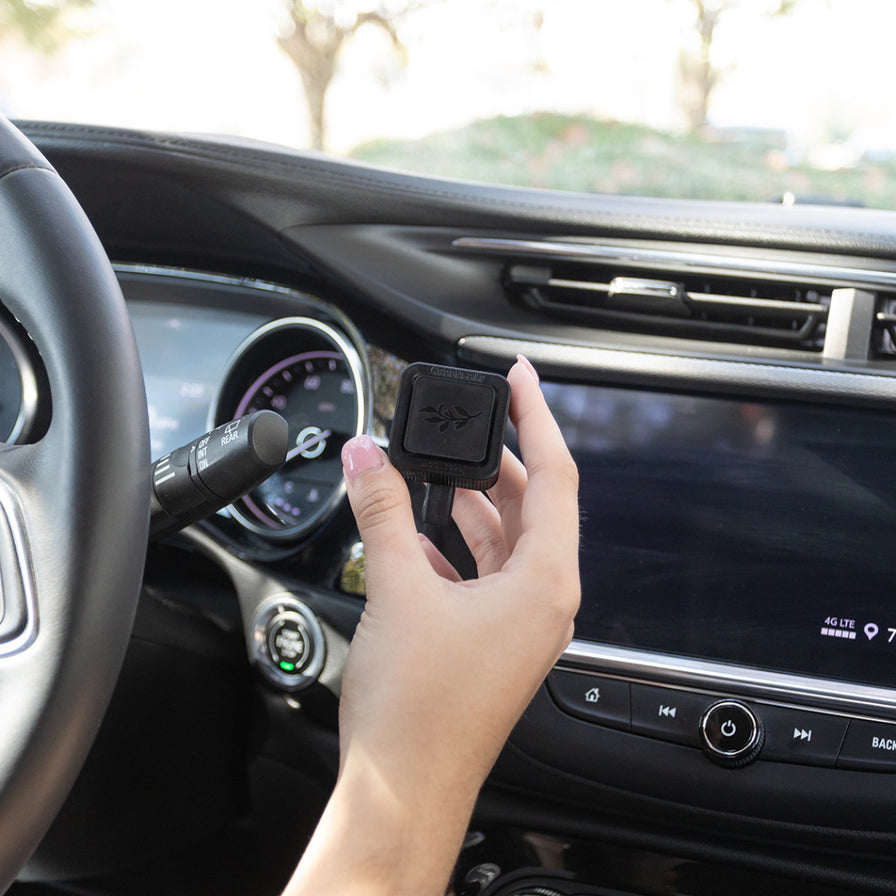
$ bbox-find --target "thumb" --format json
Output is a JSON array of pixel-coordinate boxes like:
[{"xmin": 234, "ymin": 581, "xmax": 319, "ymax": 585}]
[{"xmin": 341, "ymin": 435, "xmax": 427, "ymax": 583}]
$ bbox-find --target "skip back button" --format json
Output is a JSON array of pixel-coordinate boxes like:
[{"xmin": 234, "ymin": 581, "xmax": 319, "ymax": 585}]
[{"xmin": 630, "ymin": 684, "xmax": 711, "ymax": 747}]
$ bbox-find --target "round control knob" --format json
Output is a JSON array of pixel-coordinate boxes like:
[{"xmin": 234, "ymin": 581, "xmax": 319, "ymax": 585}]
[
  {"xmin": 267, "ymin": 611, "xmax": 311, "ymax": 674},
  {"xmin": 699, "ymin": 700, "xmax": 764, "ymax": 768},
  {"xmin": 252, "ymin": 595, "xmax": 325, "ymax": 691}
]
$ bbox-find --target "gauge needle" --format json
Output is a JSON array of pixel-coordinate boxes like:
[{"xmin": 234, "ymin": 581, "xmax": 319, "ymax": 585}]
[{"xmin": 285, "ymin": 429, "xmax": 332, "ymax": 462}]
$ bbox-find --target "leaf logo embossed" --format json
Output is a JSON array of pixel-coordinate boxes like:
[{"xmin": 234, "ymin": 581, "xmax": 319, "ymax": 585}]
[{"xmin": 420, "ymin": 404, "xmax": 482, "ymax": 433}]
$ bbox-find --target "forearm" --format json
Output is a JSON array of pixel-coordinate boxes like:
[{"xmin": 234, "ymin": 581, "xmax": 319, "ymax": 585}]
[
  {"xmin": 282, "ymin": 756, "xmax": 478, "ymax": 896},
  {"xmin": 283, "ymin": 359, "xmax": 579, "ymax": 895}
]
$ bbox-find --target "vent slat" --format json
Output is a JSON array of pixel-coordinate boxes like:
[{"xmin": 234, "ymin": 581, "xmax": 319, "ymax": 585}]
[
  {"xmin": 505, "ymin": 261, "xmax": 832, "ymax": 351},
  {"xmin": 689, "ymin": 292, "xmax": 828, "ymax": 315}
]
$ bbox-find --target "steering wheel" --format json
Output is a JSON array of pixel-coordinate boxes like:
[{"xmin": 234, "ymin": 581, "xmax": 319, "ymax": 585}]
[{"xmin": 0, "ymin": 118, "xmax": 149, "ymax": 889}]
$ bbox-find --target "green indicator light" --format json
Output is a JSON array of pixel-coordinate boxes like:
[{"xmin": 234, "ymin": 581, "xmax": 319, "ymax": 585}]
[{"xmin": 279, "ymin": 661, "xmax": 295, "ymax": 672}]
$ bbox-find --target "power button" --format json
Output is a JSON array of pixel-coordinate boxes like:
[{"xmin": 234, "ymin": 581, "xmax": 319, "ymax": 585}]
[
  {"xmin": 700, "ymin": 700, "xmax": 764, "ymax": 768},
  {"xmin": 251, "ymin": 594, "xmax": 326, "ymax": 691}
]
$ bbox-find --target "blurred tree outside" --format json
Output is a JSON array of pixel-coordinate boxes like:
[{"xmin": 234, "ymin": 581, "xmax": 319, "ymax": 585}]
[
  {"xmin": 0, "ymin": 0, "xmax": 92, "ymax": 53},
  {"xmin": 278, "ymin": 0, "xmax": 426, "ymax": 151},
  {"xmin": 278, "ymin": 0, "xmax": 548, "ymax": 152},
  {"xmin": 677, "ymin": 0, "xmax": 799, "ymax": 132}
]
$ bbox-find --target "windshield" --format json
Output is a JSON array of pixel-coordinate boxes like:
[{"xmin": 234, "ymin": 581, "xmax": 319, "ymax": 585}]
[{"xmin": 3, "ymin": 0, "xmax": 895, "ymax": 209}]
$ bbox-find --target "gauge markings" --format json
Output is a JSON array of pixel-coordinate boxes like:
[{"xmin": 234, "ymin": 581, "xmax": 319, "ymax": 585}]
[{"xmin": 224, "ymin": 339, "xmax": 363, "ymax": 537}]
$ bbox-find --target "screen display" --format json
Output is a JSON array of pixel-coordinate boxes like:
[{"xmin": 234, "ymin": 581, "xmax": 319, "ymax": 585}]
[
  {"xmin": 129, "ymin": 302, "xmax": 269, "ymax": 459},
  {"xmin": 538, "ymin": 382, "xmax": 896, "ymax": 690}
]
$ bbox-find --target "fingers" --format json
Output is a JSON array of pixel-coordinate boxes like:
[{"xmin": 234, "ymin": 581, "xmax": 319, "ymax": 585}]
[
  {"xmin": 452, "ymin": 489, "xmax": 509, "ymax": 577},
  {"xmin": 486, "ymin": 446, "xmax": 527, "ymax": 553},
  {"xmin": 418, "ymin": 533, "xmax": 462, "ymax": 582},
  {"xmin": 506, "ymin": 357, "xmax": 580, "ymax": 558},
  {"xmin": 341, "ymin": 436, "xmax": 428, "ymax": 592},
  {"xmin": 456, "ymin": 357, "xmax": 578, "ymax": 574}
]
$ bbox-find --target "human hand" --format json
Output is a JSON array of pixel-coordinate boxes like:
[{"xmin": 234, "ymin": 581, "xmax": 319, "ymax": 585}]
[{"xmin": 284, "ymin": 356, "xmax": 580, "ymax": 896}]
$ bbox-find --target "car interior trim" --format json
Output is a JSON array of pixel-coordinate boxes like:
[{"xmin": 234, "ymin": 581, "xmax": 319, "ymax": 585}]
[
  {"xmin": 559, "ymin": 641, "xmax": 896, "ymax": 717},
  {"xmin": 452, "ymin": 237, "xmax": 896, "ymax": 289},
  {"xmin": 112, "ymin": 263, "xmax": 325, "ymax": 302},
  {"xmin": 457, "ymin": 336, "xmax": 896, "ymax": 405}
]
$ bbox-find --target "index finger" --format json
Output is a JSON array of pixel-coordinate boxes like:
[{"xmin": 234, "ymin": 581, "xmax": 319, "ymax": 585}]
[{"xmin": 506, "ymin": 358, "xmax": 580, "ymax": 558}]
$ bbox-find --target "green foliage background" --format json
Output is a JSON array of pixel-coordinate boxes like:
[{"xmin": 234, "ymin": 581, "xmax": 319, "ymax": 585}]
[{"xmin": 351, "ymin": 112, "xmax": 896, "ymax": 208}]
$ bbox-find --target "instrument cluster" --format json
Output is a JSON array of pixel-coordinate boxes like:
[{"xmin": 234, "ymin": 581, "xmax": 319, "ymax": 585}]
[
  {"xmin": 0, "ymin": 265, "xmax": 401, "ymax": 550},
  {"xmin": 118, "ymin": 267, "xmax": 402, "ymax": 549}
]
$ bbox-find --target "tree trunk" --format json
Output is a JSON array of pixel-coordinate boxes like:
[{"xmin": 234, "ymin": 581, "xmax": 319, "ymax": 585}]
[
  {"xmin": 277, "ymin": 13, "xmax": 343, "ymax": 152},
  {"xmin": 300, "ymin": 62, "xmax": 332, "ymax": 151},
  {"xmin": 680, "ymin": 0, "xmax": 721, "ymax": 133}
]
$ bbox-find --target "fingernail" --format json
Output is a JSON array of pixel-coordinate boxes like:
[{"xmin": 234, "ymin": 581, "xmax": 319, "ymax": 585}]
[
  {"xmin": 341, "ymin": 435, "xmax": 384, "ymax": 481},
  {"xmin": 516, "ymin": 354, "xmax": 540, "ymax": 384}
]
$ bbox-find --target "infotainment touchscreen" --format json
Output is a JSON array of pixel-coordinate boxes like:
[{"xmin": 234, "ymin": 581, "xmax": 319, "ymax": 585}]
[{"xmin": 534, "ymin": 382, "xmax": 896, "ymax": 690}]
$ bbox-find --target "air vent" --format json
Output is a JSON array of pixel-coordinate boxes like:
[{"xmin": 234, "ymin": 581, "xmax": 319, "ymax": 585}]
[
  {"xmin": 452, "ymin": 237, "xmax": 896, "ymax": 357},
  {"xmin": 505, "ymin": 262, "xmax": 832, "ymax": 350}
]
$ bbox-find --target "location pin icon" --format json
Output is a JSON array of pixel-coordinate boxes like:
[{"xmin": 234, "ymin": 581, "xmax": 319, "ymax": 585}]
[{"xmin": 865, "ymin": 623, "xmax": 879, "ymax": 640}]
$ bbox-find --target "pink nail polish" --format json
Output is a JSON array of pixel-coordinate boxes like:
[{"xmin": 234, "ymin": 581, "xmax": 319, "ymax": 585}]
[
  {"xmin": 516, "ymin": 354, "xmax": 540, "ymax": 384},
  {"xmin": 341, "ymin": 435, "xmax": 384, "ymax": 481}
]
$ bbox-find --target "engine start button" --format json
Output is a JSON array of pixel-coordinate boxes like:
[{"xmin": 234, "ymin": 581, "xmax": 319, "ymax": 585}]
[
  {"xmin": 267, "ymin": 612, "xmax": 311, "ymax": 674},
  {"xmin": 700, "ymin": 700, "xmax": 764, "ymax": 768}
]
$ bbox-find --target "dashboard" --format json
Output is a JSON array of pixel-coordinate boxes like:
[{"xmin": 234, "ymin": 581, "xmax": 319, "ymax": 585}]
[{"xmin": 8, "ymin": 121, "xmax": 896, "ymax": 896}]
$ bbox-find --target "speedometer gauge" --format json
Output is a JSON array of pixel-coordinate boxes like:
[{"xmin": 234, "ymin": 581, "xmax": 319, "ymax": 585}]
[{"xmin": 211, "ymin": 317, "xmax": 368, "ymax": 540}]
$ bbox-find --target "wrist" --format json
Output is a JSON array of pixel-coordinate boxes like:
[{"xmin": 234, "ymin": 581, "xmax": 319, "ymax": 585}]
[{"xmin": 283, "ymin": 751, "xmax": 478, "ymax": 896}]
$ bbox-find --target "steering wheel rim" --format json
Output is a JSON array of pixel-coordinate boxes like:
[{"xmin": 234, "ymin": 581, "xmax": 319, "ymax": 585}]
[{"xmin": 0, "ymin": 118, "xmax": 149, "ymax": 889}]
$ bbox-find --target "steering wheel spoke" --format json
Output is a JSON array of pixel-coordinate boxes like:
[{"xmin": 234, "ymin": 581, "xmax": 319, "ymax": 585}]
[
  {"xmin": 0, "ymin": 442, "xmax": 58, "ymax": 660},
  {"xmin": 0, "ymin": 117, "xmax": 149, "ymax": 889},
  {"xmin": 0, "ymin": 475, "xmax": 37, "ymax": 655}
]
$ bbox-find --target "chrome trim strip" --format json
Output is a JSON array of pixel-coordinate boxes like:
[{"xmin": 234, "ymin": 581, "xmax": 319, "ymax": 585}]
[
  {"xmin": 113, "ymin": 263, "xmax": 305, "ymax": 296},
  {"xmin": 452, "ymin": 237, "xmax": 896, "ymax": 290},
  {"xmin": 548, "ymin": 277, "xmax": 611, "ymax": 293},
  {"xmin": 561, "ymin": 640, "xmax": 896, "ymax": 715},
  {"xmin": 0, "ymin": 481, "xmax": 38, "ymax": 656},
  {"xmin": 689, "ymin": 292, "xmax": 828, "ymax": 314},
  {"xmin": 457, "ymin": 336, "xmax": 896, "ymax": 403}
]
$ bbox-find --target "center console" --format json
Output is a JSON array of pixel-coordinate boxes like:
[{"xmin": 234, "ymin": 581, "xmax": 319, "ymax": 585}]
[{"xmin": 499, "ymin": 371, "xmax": 896, "ymax": 836}]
